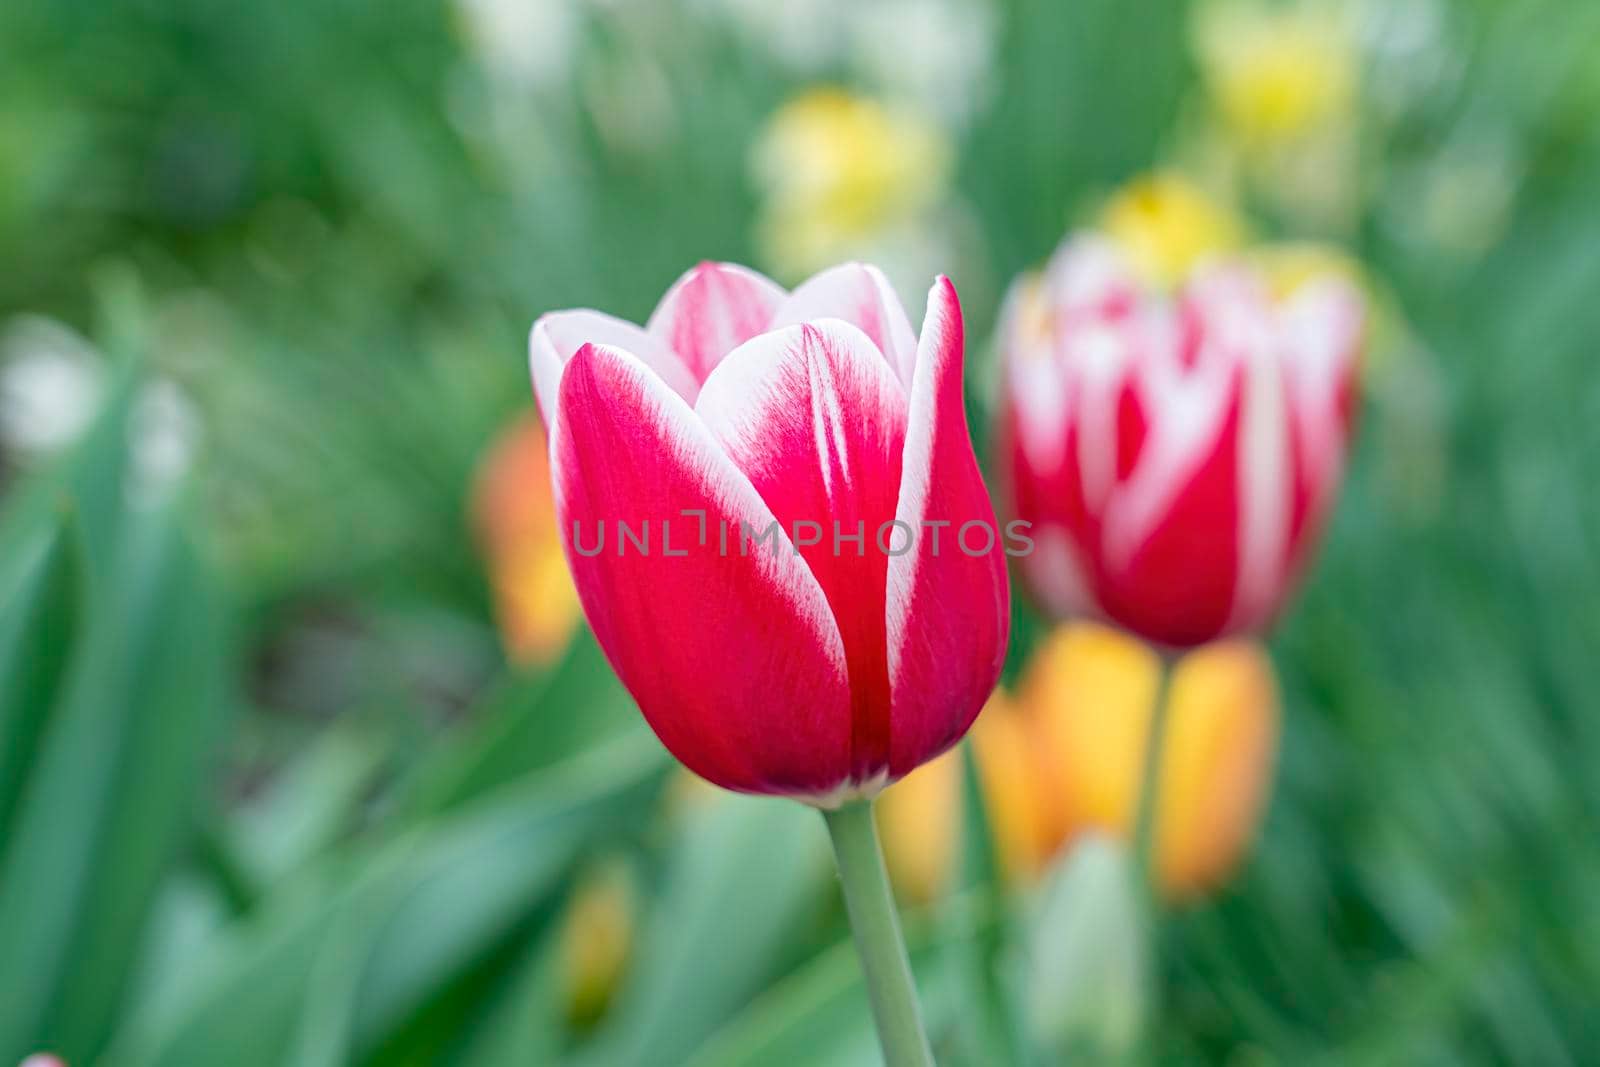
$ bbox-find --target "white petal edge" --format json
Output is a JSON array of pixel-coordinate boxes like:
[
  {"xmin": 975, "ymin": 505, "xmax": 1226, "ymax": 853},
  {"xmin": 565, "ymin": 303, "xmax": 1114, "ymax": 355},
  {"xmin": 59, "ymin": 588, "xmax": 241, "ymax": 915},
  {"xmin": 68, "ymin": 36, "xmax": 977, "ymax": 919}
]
[{"xmin": 530, "ymin": 309, "xmax": 700, "ymax": 430}]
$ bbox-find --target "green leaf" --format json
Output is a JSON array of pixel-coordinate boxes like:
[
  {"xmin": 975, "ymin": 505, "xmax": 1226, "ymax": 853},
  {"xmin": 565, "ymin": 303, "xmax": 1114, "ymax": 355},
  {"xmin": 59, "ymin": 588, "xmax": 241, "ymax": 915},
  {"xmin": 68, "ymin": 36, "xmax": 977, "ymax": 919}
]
[
  {"xmin": 0, "ymin": 517, "xmax": 81, "ymax": 843},
  {"xmin": 101, "ymin": 736, "xmax": 668, "ymax": 1067},
  {"xmin": 229, "ymin": 720, "xmax": 392, "ymax": 890},
  {"xmin": 404, "ymin": 632, "xmax": 645, "ymax": 817},
  {"xmin": 0, "ymin": 366, "xmax": 137, "ymax": 586},
  {"xmin": 578, "ymin": 795, "xmax": 830, "ymax": 1067},
  {"xmin": 0, "ymin": 494, "xmax": 234, "ymax": 1064},
  {"xmin": 447, "ymin": 921, "xmax": 567, "ymax": 1067}
]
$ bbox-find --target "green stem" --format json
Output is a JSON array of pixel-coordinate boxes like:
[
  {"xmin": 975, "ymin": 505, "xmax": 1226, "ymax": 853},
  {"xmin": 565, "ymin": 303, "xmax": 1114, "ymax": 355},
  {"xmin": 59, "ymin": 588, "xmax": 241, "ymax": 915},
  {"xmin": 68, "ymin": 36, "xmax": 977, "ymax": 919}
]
[
  {"xmin": 1130, "ymin": 654, "xmax": 1175, "ymax": 917},
  {"xmin": 822, "ymin": 799, "xmax": 935, "ymax": 1067}
]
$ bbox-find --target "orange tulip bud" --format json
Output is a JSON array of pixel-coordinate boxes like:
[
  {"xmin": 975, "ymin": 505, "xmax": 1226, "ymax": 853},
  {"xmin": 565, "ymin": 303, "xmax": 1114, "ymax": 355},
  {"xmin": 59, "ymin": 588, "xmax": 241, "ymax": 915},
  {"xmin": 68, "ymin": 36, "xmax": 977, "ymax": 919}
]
[{"xmin": 472, "ymin": 413, "xmax": 581, "ymax": 667}]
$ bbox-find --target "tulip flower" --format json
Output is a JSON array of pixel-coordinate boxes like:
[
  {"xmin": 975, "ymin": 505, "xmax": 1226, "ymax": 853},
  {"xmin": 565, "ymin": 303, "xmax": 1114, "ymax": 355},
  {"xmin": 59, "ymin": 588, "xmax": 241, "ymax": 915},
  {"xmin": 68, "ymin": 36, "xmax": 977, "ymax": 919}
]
[
  {"xmin": 1000, "ymin": 235, "xmax": 1363, "ymax": 648},
  {"xmin": 473, "ymin": 413, "xmax": 581, "ymax": 666},
  {"xmin": 530, "ymin": 260, "xmax": 1009, "ymax": 1065}
]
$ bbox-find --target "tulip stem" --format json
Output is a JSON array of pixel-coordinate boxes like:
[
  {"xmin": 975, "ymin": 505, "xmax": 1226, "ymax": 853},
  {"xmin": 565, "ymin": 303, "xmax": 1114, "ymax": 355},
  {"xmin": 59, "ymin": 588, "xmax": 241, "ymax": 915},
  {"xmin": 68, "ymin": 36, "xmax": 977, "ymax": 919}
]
[
  {"xmin": 822, "ymin": 799, "xmax": 935, "ymax": 1067},
  {"xmin": 1131, "ymin": 654, "xmax": 1175, "ymax": 916}
]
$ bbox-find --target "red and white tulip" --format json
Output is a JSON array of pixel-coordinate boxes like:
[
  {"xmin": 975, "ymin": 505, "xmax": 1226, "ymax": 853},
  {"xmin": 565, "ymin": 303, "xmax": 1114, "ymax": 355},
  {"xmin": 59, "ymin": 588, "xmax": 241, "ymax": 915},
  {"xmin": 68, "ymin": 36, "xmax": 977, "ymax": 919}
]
[
  {"xmin": 1000, "ymin": 238, "xmax": 1363, "ymax": 648},
  {"xmin": 531, "ymin": 262, "xmax": 1009, "ymax": 801}
]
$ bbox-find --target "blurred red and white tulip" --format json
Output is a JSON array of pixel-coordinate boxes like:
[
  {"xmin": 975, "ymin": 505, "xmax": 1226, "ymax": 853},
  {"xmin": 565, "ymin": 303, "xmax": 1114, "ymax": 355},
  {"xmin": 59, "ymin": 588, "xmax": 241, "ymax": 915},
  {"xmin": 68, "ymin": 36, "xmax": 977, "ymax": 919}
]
[
  {"xmin": 1001, "ymin": 237, "xmax": 1363, "ymax": 647},
  {"xmin": 530, "ymin": 261, "xmax": 1009, "ymax": 801}
]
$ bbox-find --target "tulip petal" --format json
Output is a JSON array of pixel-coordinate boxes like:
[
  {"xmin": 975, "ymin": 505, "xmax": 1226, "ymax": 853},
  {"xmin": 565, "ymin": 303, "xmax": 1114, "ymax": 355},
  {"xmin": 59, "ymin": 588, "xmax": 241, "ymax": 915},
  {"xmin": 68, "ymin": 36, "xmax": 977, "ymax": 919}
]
[
  {"xmin": 696, "ymin": 320, "xmax": 908, "ymax": 782},
  {"xmin": 885, "ymin": 278, "xmax": 1010, "ymax": 777},
  {"xmin": 531, "ymin": 310, "xmax": 700, "ymax": 427},
  {"xmin": 1282, "ymin": 277, "xmax": 1363, "ymax": 568},
  {"xmin": 1099, "ymin": 363, "xmax": 1248, "ymax": 646},
  {"xmin": 552, "ymin": 342, "xmax": 851, "ymax": 795},
  {"xmin": 646, "ymin": 261, "xmax": 787, "ymax": 384},
  {"xmin": 769, "ymin": 263, "xmax": 919, "ymax": 388}
]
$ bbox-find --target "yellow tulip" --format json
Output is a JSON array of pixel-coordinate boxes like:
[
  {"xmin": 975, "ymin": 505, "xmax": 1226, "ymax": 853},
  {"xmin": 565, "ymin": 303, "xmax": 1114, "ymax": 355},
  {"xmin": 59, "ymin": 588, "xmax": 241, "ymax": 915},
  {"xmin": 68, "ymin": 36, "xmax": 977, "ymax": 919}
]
[
  {"xmin": 751, "ymin": 87, "xmax": 951, "ymax": 280},
  {"xmin": 979, "ymin": 623, "xmax": 1279, "ymax": 900},
  {"xmin": 1097, "ymin": 172, "xmax": 1244, "ymax": 289},
  {"xmin": 472, "ymin": 413, "xmax": 581, "ymax": 667}
]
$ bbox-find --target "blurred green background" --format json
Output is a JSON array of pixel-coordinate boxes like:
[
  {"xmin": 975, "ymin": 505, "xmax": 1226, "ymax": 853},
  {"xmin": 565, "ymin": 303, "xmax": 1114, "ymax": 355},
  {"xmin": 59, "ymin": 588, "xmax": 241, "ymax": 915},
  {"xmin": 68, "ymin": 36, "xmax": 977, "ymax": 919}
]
[{"xmin": 3, "ymin": 0, "xmax": 1600, "ymax": 1063}]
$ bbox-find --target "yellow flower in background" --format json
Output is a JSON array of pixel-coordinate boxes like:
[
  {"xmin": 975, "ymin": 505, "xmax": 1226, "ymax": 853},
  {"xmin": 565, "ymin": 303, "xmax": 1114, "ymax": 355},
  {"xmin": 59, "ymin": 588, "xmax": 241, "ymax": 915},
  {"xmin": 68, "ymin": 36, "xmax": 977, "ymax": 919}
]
[
  {"xmin": 876, "ymin": 622, "xmax": 1279, "ymax": 902},
  {"xmin": 1194, "ymin": 0, "xmax": 1358, "ymax": 150},
  {"xmin": 472, "ymin": 413, "xmax": 581, "ymax": 667},
  {"xmin": 751, "ymin": 87, "xmax": 951, "ymax": 280},
  {"xmin": 976, "ymin": 623, "xmax": 1278, "ymax": 900},
  {"xmin": 560, "ymin": 861, "xmax": 636, "ymax": 1028},
  {"xmin": 1097, "ymin": 172, "xmax": 1243, "ymax": 289},
  {"xmin": 1031, "ymin": 625, "xmax": 1279, "ymax": 898}
]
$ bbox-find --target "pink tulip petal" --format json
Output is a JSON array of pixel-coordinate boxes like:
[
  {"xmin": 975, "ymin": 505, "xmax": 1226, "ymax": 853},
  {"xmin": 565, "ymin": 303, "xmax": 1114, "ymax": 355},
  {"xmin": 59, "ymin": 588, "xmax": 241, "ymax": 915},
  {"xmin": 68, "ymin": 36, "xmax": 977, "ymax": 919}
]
[
  {"xmin": 769, "ymin": 263, "xmax": 919, "ymax": 389},
  {"xmin": 552, "ymin": 341, "xmax": 851, "ymax": 795},
  {"xmin": 885, "ymin": 278, "xmax": 1009, "ymax": 778},
  {"xmin": 697, "ymin": 320, "xmax": 909, "ymax": 782},
  {"xmin": 646, "ymin": 261, "xmax": 787, "ymax": 384},
  {"xmin": 531, "ymin": 310, "xmax": 699, "ymax": 426}
]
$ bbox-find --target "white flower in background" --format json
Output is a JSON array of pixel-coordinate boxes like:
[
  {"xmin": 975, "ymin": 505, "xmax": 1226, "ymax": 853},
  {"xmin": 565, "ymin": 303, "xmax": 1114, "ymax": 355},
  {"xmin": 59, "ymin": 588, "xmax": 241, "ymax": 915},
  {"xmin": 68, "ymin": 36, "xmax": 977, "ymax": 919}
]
[
  {"xmin": 0, "ymin": 316, "xmax": 104, "ymax": 458},
  {"xmin": 131, "ymin": 379, "xmax": 200, "ymax": 500},
  {"xmin": 1358, "ymin": 0, "xmax": 1457, "ymax": 121},
  {"xmin": 454, "ymin": 0, "xmax": 581, "ymax": 90},
  {"xmin": 848, "ymin": 0, "xmax": 996, "ymax": 126},
  {"xmin": 693, "ymin": 0, "xmax": 850, "ymax": 72},
  {"xmin": 700, "ymin": 0, "xmax": 996, "ymax": 127},
  {"xmin": 0, "ymin": 313, "xmax": 201, "ymax": 500}
]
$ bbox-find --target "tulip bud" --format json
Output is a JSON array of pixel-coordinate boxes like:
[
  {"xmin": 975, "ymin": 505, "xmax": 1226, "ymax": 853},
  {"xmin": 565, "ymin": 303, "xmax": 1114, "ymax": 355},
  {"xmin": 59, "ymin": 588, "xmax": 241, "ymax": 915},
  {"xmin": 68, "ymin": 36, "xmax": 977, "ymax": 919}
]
[
  {"xmin": 1029, "ymin": 623, "xmax": 1278, "ymax": 899},
  {"xmin": 1001, "ymin": 234, "xmax": 1363, "ymax": 647},
  {"xmin": 530, "ymin": 262, "xmax": 1009, "ymax": 801},
  {"xmin": 1013, "ymin": 834, "xmax": 1148, "ymax": 1059},
  {"xmin": 473, "ymin": 413, "xmax": 581, "ymax": 667}
]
